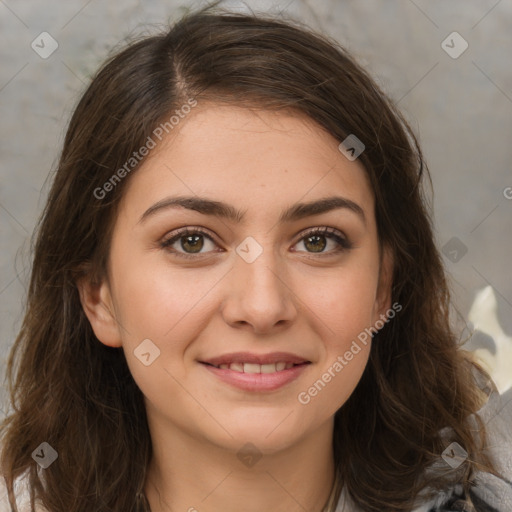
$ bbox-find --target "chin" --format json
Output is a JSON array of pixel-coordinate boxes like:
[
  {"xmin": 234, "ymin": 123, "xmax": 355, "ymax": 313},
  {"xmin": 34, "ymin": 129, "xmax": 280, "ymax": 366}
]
[{"xmin": 211, "ymin": 412, "xmax": 310, "ymax": 453}]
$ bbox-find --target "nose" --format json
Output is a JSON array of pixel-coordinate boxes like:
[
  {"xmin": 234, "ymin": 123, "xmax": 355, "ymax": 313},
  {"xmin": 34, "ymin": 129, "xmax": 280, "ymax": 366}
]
[{"xmin": 220, "ymin": 245, "xmax": 298, "ymax": 334}]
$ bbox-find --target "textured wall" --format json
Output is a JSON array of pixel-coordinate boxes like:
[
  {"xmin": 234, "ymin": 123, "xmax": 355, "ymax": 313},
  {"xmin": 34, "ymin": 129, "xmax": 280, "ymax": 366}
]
[{"xmin": 1, "ymin": 0, "xmax": 511, "ymax": 412}]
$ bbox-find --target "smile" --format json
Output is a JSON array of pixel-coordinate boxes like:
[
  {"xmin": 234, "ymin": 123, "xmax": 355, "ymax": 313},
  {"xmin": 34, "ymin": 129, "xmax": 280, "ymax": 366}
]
[
  {"xmin": 206, "ymin": 361, "xmax": 301, "ymax": 373},
  {"xmin": 199, "ymin": 353, "xmax": 311, "ymax": 392}
]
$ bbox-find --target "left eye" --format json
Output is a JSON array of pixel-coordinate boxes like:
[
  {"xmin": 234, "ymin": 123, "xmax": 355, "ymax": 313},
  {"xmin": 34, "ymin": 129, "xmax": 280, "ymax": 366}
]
[
  {"xmin": 160, "ymin": 227, "xmax": 351, "ymax": 259},
  {"xmin": 293, "ymin": 227, "xmax": 351, "ymax": 254}
]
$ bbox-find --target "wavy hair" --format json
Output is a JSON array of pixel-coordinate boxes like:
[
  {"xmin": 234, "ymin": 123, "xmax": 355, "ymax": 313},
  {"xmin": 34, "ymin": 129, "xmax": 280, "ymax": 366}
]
[{"xmin": 1, "ymin": 4, "xmax": 498, "ymax": 511}]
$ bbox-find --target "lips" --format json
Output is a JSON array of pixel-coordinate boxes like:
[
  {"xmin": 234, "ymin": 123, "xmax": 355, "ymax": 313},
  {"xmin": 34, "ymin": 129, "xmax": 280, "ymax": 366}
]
[{"xmin": 199, "ymin": 352, "xmax": 311, "ymax": 391}]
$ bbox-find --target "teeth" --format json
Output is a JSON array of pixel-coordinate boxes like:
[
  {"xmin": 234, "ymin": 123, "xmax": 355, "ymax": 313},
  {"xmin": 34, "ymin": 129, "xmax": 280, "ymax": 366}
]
[
  {"xmin": 244, "ymin": 363, "xmax": 261, "ymax": 374},
  {"xmin": 260, "ymin": 363, "xmax": 277, "ymax": 373},
  {"xmin": 215, "ymin": 362, "xmax": 301, "ymax": 373}
]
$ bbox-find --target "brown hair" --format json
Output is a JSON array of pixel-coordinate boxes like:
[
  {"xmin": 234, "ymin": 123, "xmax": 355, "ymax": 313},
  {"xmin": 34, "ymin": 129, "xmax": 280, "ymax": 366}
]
[{"xmin": 0, "ymin": 3, "xmax": 498, "ymax": 511}]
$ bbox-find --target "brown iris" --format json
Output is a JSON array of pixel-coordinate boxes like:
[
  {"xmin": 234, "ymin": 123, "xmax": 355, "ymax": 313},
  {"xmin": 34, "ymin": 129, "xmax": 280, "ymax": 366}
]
[
  {"xmin": 181, "ymin": 234, "xmax": 204, "ymax": 253},
  {"xmin": 304, "ymin": 234, "xmax": 327, "ymax": 253}
]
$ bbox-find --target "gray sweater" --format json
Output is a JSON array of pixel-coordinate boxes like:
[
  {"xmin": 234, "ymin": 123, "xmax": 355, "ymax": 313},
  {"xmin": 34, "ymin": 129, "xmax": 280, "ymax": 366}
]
[{"xmin": 335, "ymin": 388, "xmax": 512, "ymax": 511}]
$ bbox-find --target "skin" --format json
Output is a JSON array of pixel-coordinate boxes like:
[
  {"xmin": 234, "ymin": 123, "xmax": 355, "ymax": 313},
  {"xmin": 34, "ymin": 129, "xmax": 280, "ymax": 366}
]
[{"xmin": 79, "ymin": 103, "xmax": 392, "ymax": 512}]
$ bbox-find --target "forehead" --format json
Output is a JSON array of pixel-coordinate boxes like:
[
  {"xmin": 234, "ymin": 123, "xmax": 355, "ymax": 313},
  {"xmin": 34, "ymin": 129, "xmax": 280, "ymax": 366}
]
[{"xmin": 119, "ymin": 103, "xmax": 374, "ymax": 222}]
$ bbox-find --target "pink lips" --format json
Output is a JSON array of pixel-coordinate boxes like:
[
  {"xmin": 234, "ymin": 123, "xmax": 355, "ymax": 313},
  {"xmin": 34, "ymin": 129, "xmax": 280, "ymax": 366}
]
[{"xmin": 199, "ymin": 352, "xmax": 311, "ymax": 392}]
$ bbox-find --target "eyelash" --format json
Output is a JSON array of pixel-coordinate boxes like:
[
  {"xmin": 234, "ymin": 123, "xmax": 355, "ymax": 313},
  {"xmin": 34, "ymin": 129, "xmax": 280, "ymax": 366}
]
[{"xmin": 159, "ymin": 226, "xmax": 352, "ymax": 260}]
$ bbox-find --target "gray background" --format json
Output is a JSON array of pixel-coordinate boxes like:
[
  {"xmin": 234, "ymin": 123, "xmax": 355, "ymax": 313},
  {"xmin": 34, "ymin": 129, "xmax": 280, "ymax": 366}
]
[{"xmin": 1, "ymin": 0, "xmax": 511, "ymax": 414}]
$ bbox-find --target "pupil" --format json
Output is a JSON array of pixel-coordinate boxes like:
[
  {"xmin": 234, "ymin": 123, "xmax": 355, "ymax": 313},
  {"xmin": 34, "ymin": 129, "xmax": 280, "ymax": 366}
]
[
  {"xmin": 306, "ymin": 235, "xmax": 326, "ymax": 252},
  {"xmin": 182, "ymin": 235, "xmax": 203, "ymax": 253}
]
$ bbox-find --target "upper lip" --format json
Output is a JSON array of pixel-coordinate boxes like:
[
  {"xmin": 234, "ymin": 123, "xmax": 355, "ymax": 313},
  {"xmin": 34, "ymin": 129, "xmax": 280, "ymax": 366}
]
[{"xmin": 200, "ymin": 352, "xmax": 311, "ymax": 366}]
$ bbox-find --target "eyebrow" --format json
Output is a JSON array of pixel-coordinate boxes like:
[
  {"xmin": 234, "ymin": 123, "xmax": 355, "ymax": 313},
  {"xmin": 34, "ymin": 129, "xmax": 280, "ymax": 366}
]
[{"xmin": 138, "ymin": 195, "xmax": 366, "ymax": 225}]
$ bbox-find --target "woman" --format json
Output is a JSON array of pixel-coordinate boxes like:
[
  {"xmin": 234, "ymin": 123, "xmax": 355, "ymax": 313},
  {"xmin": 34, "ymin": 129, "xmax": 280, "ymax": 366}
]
[{"xmin": 1, "ymin": 4, "xmax": 511, "ymax": 511}]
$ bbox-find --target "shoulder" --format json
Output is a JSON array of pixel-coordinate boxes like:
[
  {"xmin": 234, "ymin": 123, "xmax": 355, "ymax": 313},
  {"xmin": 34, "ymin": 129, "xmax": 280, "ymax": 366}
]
[
  {"xmin": 465, "ymin": 389, "xmax": 512, "ymax": 510},
  {"xmin": 416, "ymin": 389, "xmax": 512, "ymax": 512},
  {"xmin": 334, "ymin": 389, "xmax": 512, "ymax": 512},
  {"xmin": 0, "ymin": 471, "xmax": 48, "ymax": 512}
]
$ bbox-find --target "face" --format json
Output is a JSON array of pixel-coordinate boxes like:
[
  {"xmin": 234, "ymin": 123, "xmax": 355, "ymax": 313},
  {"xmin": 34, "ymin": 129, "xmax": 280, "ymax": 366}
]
[{"xmin": 80, "ymin": 103, "xmax": 392, "ymax": 455}]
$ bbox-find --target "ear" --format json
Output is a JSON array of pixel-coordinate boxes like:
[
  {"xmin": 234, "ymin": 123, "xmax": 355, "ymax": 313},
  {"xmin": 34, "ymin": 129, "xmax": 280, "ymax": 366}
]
[
  {"xmin": 372, "ymin": 244, "xmax": 394, "ymax": 321},
  {"xmin": 76, "ymin": 275, "xmax": 123, "ymax": 348}
]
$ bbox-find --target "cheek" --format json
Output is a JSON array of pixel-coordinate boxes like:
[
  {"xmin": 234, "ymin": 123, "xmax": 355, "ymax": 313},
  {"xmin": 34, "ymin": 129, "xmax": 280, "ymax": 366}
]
[
  {"xmin": 299, "ymin": 256, "xmax": 379, "ymax": 345},
  {"xmin": 293, "ymin": 260, "xmax": 377, "ymax": 412},
  {"xmin": 112, "ymin": 263, "xmax": 206, "ymax": 416},
  {"xmin": 297, "ymin": 281, "xmax": 373, "ymax": 416},
  {"xmin": 109, "ymin": 254, "xmax": 225, "ymax": 392},
  {"xmin": 298, "ymin": 344, "xmax": 370, "ymax": 419},
  {"xmin": 111, "ymin": 251, "xmax": 221, "ymax": 342}
]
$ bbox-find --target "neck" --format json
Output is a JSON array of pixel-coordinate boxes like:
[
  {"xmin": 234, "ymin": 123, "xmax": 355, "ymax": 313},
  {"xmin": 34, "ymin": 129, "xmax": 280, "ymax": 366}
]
[{"xmin": 143, "ymin": 415, "xmax": 336, "ymax": 512}]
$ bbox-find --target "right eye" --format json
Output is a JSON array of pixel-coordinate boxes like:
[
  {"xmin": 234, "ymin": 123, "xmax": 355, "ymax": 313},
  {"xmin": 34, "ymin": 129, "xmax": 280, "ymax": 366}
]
[{"xmin": 160, "ymin": 227, "xmax": 221, "ymax": 259}]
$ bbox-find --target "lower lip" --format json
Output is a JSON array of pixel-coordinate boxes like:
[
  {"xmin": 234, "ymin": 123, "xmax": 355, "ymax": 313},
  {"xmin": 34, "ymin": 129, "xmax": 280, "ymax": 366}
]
[{"xmin": 200, "ymin": 362, "xmax": 310, "ymax": 392}]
